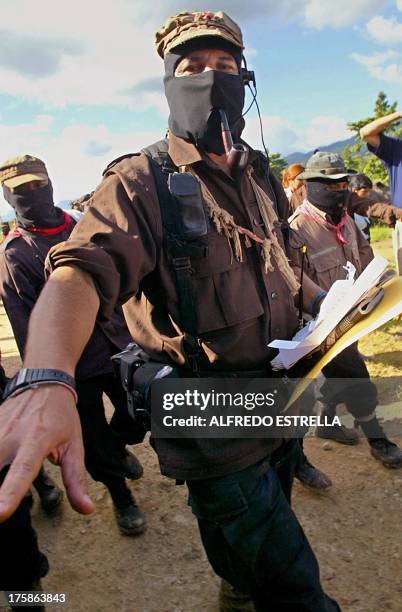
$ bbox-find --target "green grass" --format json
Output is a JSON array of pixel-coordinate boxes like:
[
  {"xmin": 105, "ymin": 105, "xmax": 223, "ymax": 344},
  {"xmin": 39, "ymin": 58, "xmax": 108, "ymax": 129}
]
[{"xmin": 370, "ymin": 224, "xmax": 393, "ymax": 243}]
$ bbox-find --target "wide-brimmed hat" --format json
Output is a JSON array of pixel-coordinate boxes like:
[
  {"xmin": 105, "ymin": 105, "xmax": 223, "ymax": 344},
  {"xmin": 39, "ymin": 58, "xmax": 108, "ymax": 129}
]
[{"xmin": 298, "ymin": 151, "xmax": 354, "ymax": 181}]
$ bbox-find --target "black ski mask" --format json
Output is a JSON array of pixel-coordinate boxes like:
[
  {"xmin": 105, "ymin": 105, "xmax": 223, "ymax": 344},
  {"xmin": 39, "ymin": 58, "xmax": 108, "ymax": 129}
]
[
  {"xmin": 2, "ymin": 181, "xmax": 65, "ymax": 230},
  {"xmin": 306, "ymin": 180, "xmax": 348, "ymax": 224},
  {"xmin": 164, "ymin": 43, "xmax": 245, "ymax": 154}
]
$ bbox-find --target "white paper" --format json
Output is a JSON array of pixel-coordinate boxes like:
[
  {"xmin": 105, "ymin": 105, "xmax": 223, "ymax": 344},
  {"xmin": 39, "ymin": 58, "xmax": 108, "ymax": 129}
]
[{"xmin": 269, "ymin": 256, "xmax": 389, "ymax": 370}]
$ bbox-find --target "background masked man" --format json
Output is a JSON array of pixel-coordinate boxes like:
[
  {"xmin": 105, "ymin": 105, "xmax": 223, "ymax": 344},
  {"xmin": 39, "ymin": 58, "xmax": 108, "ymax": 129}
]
[
  {"xmin": 0, "ymin": 156, "xmax": 146, "ymax": 541},
  {"xmin": 288, "ymin": 151, "xmax": 402, "ymax": 468}
]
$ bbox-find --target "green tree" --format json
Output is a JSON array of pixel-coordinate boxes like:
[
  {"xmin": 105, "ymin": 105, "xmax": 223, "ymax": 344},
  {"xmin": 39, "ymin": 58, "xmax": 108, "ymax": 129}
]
[
  {"xmin": 269, "ymin": 152, "xmax": 287, "ymax": 180},
  {"xmin": 342, "ymin": 91, "xmax": 402, "ymax": 184}
]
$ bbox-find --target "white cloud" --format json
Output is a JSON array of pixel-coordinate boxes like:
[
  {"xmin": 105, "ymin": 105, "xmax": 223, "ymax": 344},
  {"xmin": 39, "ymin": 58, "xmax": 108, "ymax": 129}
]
[
  {"xmin": 366, "ymin": 15, "xmax": 402, "ymax": 45},
  {"xmin": 243, "ymin": 114, "xmax": 349, "ymax": 154},
  {"xmin": 0, "ymin": 109, "xmax": 351, "ymax": 217},
  {"xmin": 351, "ymin": 50, "xmax": 402, "ymax": 84},
  {"xmin": 0, "ymin": 0, "xmax": 384, "ymax": 109},
  {"xmin": 303, "ymin": 116, "xmax": 350, "ymax": 147},
  {"xmin": 397, "ymin": 0, "xmax": 402, "ymax": 11},
  {"xmin": 303, "ymin": 0, "xmax": 385, "ymax": 29},
  {"xmin": 0, "ymin": 0, "xmax": 163, "ymax": 109},
  {"xmin": 243, "ymin": 116, "xmax": 297, "ymax": 153}
]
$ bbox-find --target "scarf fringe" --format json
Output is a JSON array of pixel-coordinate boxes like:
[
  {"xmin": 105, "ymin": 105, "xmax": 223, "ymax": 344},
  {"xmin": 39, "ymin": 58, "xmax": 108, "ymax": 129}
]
[{"xmin": 199, "ymin": 172, "xmax": 300, "ymax": 296}]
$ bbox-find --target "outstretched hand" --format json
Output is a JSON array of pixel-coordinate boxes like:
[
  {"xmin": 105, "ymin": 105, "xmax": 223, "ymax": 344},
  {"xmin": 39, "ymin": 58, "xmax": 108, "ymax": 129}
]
[{"xmin": 0, "ymin": 384, "xmax": 95, "ymax": 521}]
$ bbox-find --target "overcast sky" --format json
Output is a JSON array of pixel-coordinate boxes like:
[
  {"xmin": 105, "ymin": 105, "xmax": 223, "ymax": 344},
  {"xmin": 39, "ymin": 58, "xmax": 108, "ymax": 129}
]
[{"xmin": 1, "ymin": 0, "xmax": 402, "ymax": 214}]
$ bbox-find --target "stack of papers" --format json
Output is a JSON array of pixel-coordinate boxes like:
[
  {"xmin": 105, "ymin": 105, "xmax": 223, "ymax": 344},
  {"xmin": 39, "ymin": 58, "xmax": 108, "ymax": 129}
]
[{"xmin": 269, "ymin": 256, "xmax": 389, "ymax": 370}]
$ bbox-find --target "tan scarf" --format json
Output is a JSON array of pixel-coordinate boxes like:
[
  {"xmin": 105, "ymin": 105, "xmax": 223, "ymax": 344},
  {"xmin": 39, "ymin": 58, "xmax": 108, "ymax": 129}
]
[{"xmin": 197, "ymin": 167, "xmax": 300, "ymax": 296}]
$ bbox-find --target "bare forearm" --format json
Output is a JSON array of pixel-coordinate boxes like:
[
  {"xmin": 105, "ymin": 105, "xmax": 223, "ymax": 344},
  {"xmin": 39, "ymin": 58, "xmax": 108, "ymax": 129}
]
[
  {"xmin": 24, "ymin": 265, "xmax": 100, "ymax": 375},
  {"xmin": 360, "ymin": 112, "xmax": 402, "ymax": 141}
]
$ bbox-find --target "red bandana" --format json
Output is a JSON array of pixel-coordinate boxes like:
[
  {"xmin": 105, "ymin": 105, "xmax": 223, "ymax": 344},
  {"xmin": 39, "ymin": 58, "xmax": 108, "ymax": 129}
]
[
  {"xmin": 298, "ymin": 202, "xmax": 348, "ymax": 245},
  {"xmin": 24, "ymin": 211, "xmax": 72, "ymax": 236}
]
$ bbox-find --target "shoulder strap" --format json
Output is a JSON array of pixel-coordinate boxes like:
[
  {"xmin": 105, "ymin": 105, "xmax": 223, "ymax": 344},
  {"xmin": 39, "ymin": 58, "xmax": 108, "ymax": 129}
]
[
  {"xmin": 141, "ymin": 140, "xmax": 178, "ymax": 235},
  {"xmin": 142, "ymin": 141, "xmax": 207, "ymax": 373},
  {"xmin": 254, "ymin": 152, "xmax": 280, "ymax": 215}
]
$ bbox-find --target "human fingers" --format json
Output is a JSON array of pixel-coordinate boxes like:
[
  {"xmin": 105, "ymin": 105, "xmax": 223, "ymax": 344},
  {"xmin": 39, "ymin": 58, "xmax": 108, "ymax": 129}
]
[
  {"xmin": 0, "ymin": 441, "xmax": 45, "ymax": 521},
  {"xmin": 59, "ymin": 437, "xmax": 95, "ymax": 515}
]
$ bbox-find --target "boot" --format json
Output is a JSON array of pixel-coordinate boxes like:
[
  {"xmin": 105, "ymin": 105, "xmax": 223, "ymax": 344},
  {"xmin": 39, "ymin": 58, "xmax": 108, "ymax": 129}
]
[
  {"xmin": 110, "ymin": 430, "xmax": 144, "ymax": 481},
  {"xmin": 356, "ymin": 417, "xmax": 402, "ymax": 469},
  {"xmin": 33, "ymin": 467, "xmax": 63, "ymax": 513},
  {"xmin": 295, "ymin": 455, "xmax": 332, "ymax": 490},
  {"xmin": 315, "ymin": 402, "xmax": 359, "ymax": 445},
  {"xmin": 219, "ymin": 579, "xmax": 255, "ymax": 612},
  {"xmin": 123, "ymin": 449, "xmax": 144, "ymax": 481},
  {"xmin": 107, "ymin": 479, "xmax": 146, "ymax": 536}
]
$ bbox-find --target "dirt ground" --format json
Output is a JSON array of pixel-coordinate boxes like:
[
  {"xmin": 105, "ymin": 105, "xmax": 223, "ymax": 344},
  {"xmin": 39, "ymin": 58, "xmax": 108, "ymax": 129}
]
[{"xmin": 1, "ymin": 307, "xmax": 401, "ymax": 612}]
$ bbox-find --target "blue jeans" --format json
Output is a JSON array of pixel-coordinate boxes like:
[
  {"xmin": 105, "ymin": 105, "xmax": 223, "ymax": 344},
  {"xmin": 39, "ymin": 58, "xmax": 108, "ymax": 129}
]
[{"xmin": 187, "ymin": 441, "xmax": 340, "ymax": 611}]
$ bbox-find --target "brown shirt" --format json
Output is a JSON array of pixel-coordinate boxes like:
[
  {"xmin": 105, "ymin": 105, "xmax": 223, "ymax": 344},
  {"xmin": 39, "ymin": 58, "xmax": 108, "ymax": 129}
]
[
  {"xmin": 47, "ymin": 135, "xmax": 299, "ymax": 479},
  {"xmin": 288, "ymin": 203, "xmax": 374, "ymax": 292}
]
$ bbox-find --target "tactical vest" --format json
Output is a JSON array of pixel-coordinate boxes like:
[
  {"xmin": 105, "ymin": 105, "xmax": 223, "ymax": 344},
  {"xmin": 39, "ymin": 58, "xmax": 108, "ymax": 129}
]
[{"xmin": 104, "ymin": 139, "xmax": 288, "ymax": 373}]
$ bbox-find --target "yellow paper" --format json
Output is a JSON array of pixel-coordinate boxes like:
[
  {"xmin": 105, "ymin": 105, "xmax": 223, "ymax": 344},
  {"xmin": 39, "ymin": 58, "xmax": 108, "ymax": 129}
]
[{"xmin": 285, "ymin": 276, "xmax": 402, "ymax": 410}]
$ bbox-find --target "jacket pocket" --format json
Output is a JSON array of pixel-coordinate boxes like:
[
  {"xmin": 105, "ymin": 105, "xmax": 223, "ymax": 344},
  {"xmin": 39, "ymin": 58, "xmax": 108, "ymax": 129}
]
[
  {"xmin": 190, "ymin": 233, "xmax": 264, "ymax": 333},
  {"xmin": 309, "ymin": 250, "xmax": 348, "ymax": 288}
]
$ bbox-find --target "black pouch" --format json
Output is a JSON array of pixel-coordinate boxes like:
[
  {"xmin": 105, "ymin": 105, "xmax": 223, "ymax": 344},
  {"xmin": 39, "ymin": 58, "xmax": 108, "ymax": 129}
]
[
  {"xmin": 111, "ymin": 343, "xmax": 178, "ymax": 442},
  {"xmin": 167, "ymin": 172, "xmax": 209, "ymax": 239}
]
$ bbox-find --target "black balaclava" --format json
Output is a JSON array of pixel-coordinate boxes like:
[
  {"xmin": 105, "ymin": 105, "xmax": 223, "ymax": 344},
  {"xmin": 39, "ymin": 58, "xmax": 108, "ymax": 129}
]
[
  {"xmin": 306, "ymin": 179, "xmax": 348, "ymax": 224},
  {"xmin": 164, "ymin": 38, "xmax": 245, "ymax": 154},
  {"xmin": 3, "ymin": 181, "xmax": 65, "ymax": 230}
]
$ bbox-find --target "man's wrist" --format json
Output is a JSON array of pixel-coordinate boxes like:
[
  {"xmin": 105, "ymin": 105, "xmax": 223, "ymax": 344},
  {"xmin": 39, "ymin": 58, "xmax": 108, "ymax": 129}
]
[
  {"xmin": 3, "ymin": 368, "xmax": 77, "ymax": 403},
  {"xmin": 309, "ymin": 290, "xmax": 327, "ymax": 318}
]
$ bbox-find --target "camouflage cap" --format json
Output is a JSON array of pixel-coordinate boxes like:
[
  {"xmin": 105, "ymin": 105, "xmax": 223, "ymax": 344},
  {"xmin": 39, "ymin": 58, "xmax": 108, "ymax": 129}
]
[
  {"xmin": 0, "ymin": 155, "xmax": 48, "ymax": 189},
  {"xmin": 298, "ymin": 151, "xmax": 354, "ymax": 181},
  {"xmin": 155, "ymin": 11, "xmax": 244, "ymax": 59}
]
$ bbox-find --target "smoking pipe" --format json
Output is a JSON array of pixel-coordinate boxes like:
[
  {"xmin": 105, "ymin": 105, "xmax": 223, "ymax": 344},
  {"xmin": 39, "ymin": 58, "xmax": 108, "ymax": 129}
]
[{"xmin": 219, "ymin": 109, "xmax": 248, "ymax": 173}]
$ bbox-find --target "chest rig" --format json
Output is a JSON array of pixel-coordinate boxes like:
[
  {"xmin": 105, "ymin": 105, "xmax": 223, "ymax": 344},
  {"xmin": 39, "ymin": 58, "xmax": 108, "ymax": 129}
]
[
  {"xmin": 141, "ymin": 139, "xmax": 288, "ymax": 373},
  {"xmin": 141, "ymin": 140, "xmax": 211, "ymax": 373},
  {"xmin": 106, "ymin": 140, "xmax": 285, "ymax": 374}
]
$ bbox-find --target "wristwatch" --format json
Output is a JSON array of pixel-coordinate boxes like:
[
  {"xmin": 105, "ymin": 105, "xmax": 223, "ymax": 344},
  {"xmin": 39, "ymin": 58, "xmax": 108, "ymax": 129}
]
[{"xmin": 2, "ymin": 368, "xmax": 76, "ymax": 402}]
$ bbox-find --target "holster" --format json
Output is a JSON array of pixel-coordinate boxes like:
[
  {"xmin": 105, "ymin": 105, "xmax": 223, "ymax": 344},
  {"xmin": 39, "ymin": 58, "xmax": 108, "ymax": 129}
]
[{"xmin": 111, "ymin": 343, "xmax": 179, "ymax": 443}]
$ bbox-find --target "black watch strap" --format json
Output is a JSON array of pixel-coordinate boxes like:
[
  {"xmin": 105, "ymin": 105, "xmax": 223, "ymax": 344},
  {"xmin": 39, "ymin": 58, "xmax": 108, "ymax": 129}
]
[{"xmin": 2, "ymin": 368, "xmax": 76, "ymax": 401}]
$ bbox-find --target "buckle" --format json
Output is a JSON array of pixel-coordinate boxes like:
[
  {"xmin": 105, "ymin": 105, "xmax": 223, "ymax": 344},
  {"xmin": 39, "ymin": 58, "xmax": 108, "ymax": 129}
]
[{"xmin": 172, "ymin": 256, "xmax": 191, "ymax": 271}]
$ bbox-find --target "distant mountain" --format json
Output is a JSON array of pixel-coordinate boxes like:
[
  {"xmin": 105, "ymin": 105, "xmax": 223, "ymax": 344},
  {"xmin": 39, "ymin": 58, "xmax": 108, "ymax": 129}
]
[{"xmin": 285, "ymin": 136, "xmax": 358, "ymax": 165}]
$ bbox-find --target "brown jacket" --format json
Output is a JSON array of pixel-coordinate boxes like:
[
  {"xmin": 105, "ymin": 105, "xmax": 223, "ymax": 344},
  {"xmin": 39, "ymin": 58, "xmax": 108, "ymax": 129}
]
[
  {"xmin": 46, "ymin": 135, "xmax": 300, "ymax": 480},
  {"xmin": 48, "ymin": 135, "xmax": 298, "ymax": 371},
  {"xmin": 0, "ymin": 222, "xmax": 131, "ymax": 381},
  {"xmin": 288, "ymin": 203, "xmax": 374, "ymax": 291}
]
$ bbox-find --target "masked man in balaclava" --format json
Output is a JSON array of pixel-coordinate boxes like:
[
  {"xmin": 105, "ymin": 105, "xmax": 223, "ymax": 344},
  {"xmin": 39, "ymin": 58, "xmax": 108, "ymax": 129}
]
[
  {"xmin": 288, "ymin": 151, "xmax": 402, "ymax": 468},
  {"xmin": 0, "ymin": 154, "xmax": 148, "ymax": 594},
  {"xmin": 0, "ymin": 14, "xmax": 341, "ymax": 611}
]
